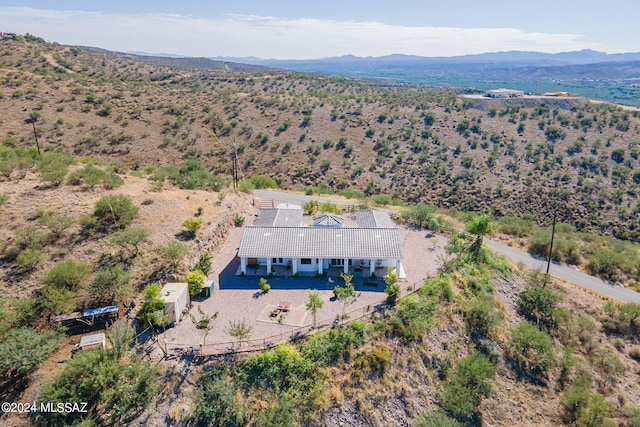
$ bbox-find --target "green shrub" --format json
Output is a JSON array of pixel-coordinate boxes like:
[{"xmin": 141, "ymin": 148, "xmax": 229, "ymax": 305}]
[
  {"xmin": 40, "ymin": 260, "xmax": 91, "ymax": 291},
  {"xmin": 517, "ymin": 284, "xmax": 562, "ymax": 330},
  {"xmin": 36, "ymin": 348, "xmax": 159, "ymax": 426},
  {"xmin": 465, "ymin": 293, "xmax": 503, "ymax": 338},
  {"xmin": 251, "ymin": 174, "xmax": 277, "ymax": 189},
  {"xmin": 415, "ymin": 410, "xmax": 462, "ymax": 427},
  {"xmin": 497, "ymin": 216, "xmax": 533, "ymax": 237},
  {"xmin": 182, "ymin": 217, "xmax": 202, "ymax": 237},
  {"xmin": 137, "ymin": 283, "xmax": 171, "ymax": 327},
  {"xmin": 94, "ymin": 194, "xmax": 139, "ymax": 230},
  {"xmin": 353, "ymin": 343, "xmax": 391, "ymax": 377},
  {"xmin": 259, "ymin": 277, "xmax": 270, "ymax": 293},
  {"xmin": 185, "ymin": 269, "xmax": 206, "ymax": 297},
  {"xmin": 16, "ymin": 248, "xmax": 46, "ymax": 271},
  {"xmin": 392, "ymin": 291, "xmax": 438, "ymax": 341},
  {"xmin": 190, "ymin": 373, "xmax": 247, "ymax": 427},
  {"xmin": 301, "ymin": 321, "xmax": 366, "ymax": 366},
  {"xmin": 507, "ymin": 321, "xmax": 555, "ymax": 380},
  {"xmin": 440, "ymin": 352, "xmax": 495, "ymax": 421},
  {"xmin": 629, "ymin": 345, "xmax": 640, "ymax": 361},
  {"xmin": 89, "ymin": 265, "xmax": 132, "ymax": 305}
]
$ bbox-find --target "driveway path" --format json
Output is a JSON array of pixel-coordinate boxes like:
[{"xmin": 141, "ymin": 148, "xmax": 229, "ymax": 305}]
[{"xmin": 254, "ymin": 189, "xmax": 640, "ymax": 304}]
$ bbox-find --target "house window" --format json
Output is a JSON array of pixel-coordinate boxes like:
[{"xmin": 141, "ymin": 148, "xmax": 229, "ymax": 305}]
[
  {"xmin": 331, "ymin": 258, "xmax": 344, "ymax": 267},
  {"xmin": 301, "ymin": 258, "xmax": 312, "ymax": 265},
  {"xmin": 271, "ymin": 258, "xmax": 284, "ymax": 264}
]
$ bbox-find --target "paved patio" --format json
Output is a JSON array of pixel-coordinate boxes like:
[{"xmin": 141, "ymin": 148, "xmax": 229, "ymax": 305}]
[{"xmin": 159, "ymin": 210, "xmax": 447, "ymax": 355}]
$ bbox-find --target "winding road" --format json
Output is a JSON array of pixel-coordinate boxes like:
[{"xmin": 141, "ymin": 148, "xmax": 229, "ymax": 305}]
[{"xmin": 253, "ymin": 189, "xmax": 640, "ymax": 304}]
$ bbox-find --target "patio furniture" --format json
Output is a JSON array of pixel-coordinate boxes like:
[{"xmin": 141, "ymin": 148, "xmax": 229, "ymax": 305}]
[{"xmin": 277, "ymin": 301, "xmax": 291, "ymax": 312}]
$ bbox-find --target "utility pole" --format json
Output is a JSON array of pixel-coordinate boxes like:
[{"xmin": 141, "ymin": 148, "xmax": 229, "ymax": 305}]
[
  {"xmin": 232, "ymin": 136, "xmax": 239, "ymax": 189},
  {"xmin": 545, "ymin": 175, "xmax": 561, "ymax": 283}
]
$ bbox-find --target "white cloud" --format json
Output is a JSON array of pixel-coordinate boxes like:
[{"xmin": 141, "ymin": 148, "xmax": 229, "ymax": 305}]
[{"xmin": 0, "ymin": 7, "xmax": 595, "ymax": 58}]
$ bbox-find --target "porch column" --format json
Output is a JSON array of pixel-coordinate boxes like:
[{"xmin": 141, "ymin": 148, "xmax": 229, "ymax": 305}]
[
  {"xmin": 396, "ymin": 259, "xmax": 402, "ymax": 274},
  {"xmin": 266, "ymin": 258, "xmax": 272, "ymax": 274},
  {"xmin": 240, "ymin": 257, "xmax": 247, "ymax": 275},
  {"xmin": 370, "ymin": 259, "xmax": 376, "ymax": 276},
  {"xmin": 343, "ymin": 258, "xmax": 349, "ymax": 274},
  {"xmin": 317, "ymin": 258, "xmax": 323, "ymax": 275},
  {"xmin": 292, "ymin": 258, "xmax": 298, "ymax": 275}
]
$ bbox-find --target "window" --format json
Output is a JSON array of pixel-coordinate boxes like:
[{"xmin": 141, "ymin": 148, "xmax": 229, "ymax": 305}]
[{"xmin": 301, "ymin": 258, "xmax": 312, "ymax": 265}]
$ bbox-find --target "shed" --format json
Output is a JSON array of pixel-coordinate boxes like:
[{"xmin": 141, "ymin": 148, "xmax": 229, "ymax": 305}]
[
  {"xmin": 160, "ymin": 283, "xmax": 190, "ymax": 324},
  {"xmin": 78, "ymin": 333, "xmax": 106, "ymax": 350},
  {"xmin": 198, "ymin": 280, "xmax": 215, "ymax": 298}
]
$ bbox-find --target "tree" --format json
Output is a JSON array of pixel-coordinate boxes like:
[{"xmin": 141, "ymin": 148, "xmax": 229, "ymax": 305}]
[
  {"xmin": 109, "ymin": 227, "xmax": 150, "ymax": 258},
  {"xmin": 36, "ymin": 348, "xmax": 159, "ymax": 426},
  {"xmin": 27, "ymin": 111, "xmax": 42, "ymax": 156},
  {"xmin": 108, "ymin": 319, "xmax": 134, "ymax": 360},
  {"xmin": 182, "ymin": 217, "xmax": 202, "ymax": 238},
  {"xmin": 89, "ymin": 265, "xmax": 132, "ymax": 305},
  {"xmin": 185, "ymin": 269, "xmax": 207, "ymax": 297},
  {"xmin": 137, "ymin": 283, "xmax": 171, "ymax": 328},
  {"xmin": 465, "ymin": 213, "xmax": 495, "ymax": 255},
  {"xmin": 334, "ymin": 272, "xmax": 361, "ymax": 323},
  {"xmin": 36, "ymin": 208, "xmax": 74, "ymax": 236},
  {"xmin": 383, "ymin": 266, "xmax": 401, "ymax": 306},
  {"xmin": 190, "ymin": 305, "xmax": 218, "ymax": 346},
  {"xmin": 465, "ymin": 294, "xmax": 504, "ymax": 339},
  {"xmin": 94, "ymin": 194, "xmax": 139, "ymax": 230},
  {"xmin": 158, "ymin": 240, "xmax": 189, "ymax": 269},
  {"xmin": 225, "ymin": 319, "xmax": 253, "ymax": 349},
  {"xmin": 40, "ymin": 260, "xmax": 91, "ymax": 291},
  {"xmin": 305, "ymin": 289, "xmax": 325, "ymax": 327},
  {"xmin": 403, "ymin": 203, "xmax": 437, "ymax": 228},
  {"xmin": 192, "ymin": 252, "xmax": 212, "ymax": 276},
  {"xmin": 0, "ymin": 327, "xmax": 61, "ymax": 389}
]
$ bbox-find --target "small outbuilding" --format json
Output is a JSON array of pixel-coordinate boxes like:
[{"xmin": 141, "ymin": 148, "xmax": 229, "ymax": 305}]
[
  {"xmin": 160, "ymin": 283, "xmax": 190, "ymax": 325},
  {"xmin": 78, "ymin": 333, "xmax": 106, "ymax": 350}
]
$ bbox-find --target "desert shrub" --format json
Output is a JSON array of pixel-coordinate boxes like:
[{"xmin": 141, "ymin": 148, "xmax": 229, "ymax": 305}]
[
  {"xmin": 601, "ymin": 301, "xmax": 640, "ymax": 337},
  {"xmin": 190, "ymin": 373, "xmax": 247, "ymax": 427},
  {"xmin": 592, "ymin": 348, "xmax": 625, "ymax": 375},
  {"xmin": 38, "ymin": 151, "xmax": 72, "ymax": 185},
  {"xmin": 234, "ymin": 215, "xmax": 245, "ymax": 226},
  {"xmin": 517, "ymin": 284, "xmax": 562, "ymax": 330},
  {"xmin": 586, "ymin": 248, "xmax": 625, "ymax": 282},
  {"xmin": 415, "ymin": 410, "xmax": 462, "ymax": 427},
  {"xmin": 239, "ymin": 343, "xmax": 316, "ymax": 391},
  {"xmin": 465, "ymin": 293, "xmax": 503, "ymax": 338},
  {"xmin": 158, "ymin": 240, "xmax": 189, "ymax": 267},
  {"xmin": 507, "ymin": 321, "xmax": 555, "ymax": 380},
  {"xmin": 93, "ymin": 194, "xmax": 139, "ymax": 230},
  {"xmin": 0, "ymin": 327, "xmax": 61, "ymax": 390},
  {"xmin": 182, "ymin": 217, "xmax": 202, "ymax": 238},
  {"xmin": 497, "ymin": 215, "xmax": 533, "ymax": 237},
  {"xmin": 392, "ymin": 290, "xmax": 438, "ymax": 341},
  {"xmin": 403, "ymin": 203, "xmax": 437, "ymax": 228},
  {"xmin": 15, "ymin": 248, "xmax": 46, "ymax": 271},
  {"xmin": 250, "ymin": 174, "xmax": 277, "ymax": 189},
  {"xmin": 301, "ymin": 321, "xmax": 366, "ymax": 366},
  {"xmin": 185, "ymin": 269, "xmax": 206, "ymax": 297},
  {"xmin": 89, "ymin": 265, "xmax": 132, "ymax": 305},
  {"xmin": 109, "ymin": 227, "xmax": 149, "ymax": 257},
  {"xmin": 629, "ymin": 345, "xmax": 640, "ymax": 361},
  {"xmin": 36, "ymin": 348, "xmax": 159, "ymax": 426},
  {"xmin": 15, "ymin": 225, "xmax": 48, "ymax": 249},
  {"xmin": 40, "ymin": 259, "xmax": 91, "ymax": 291},
  {"xmin": 258, "ymin": 277, "xmax": 270, "ymax": 293},
  {"xmin": 353, "ymin": 343, "xmax": 392, "ymax": 377},
  {"xmin": 439, "ymin": 352, "xmax": 495, "ymax": 422}
]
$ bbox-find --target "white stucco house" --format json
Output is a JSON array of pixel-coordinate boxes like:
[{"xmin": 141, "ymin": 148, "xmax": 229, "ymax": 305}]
[{"xmin": 237, "ymin": 208, "xmax": 404, "ymax": 278}]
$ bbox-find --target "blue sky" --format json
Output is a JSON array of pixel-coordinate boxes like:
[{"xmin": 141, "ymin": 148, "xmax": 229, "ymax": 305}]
[{"xmin": 0, "ymin": 1, "xmax": 637, "ymax": 59}]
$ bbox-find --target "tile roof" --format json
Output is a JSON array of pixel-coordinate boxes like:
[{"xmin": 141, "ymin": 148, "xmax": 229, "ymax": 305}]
[
  {"xmin": 355, "ymin": 210, "xmax": 393, "ymax": 228},
  {"xmin": 239, "ymin": 226, "xmax": 402, "ymax": 259}
]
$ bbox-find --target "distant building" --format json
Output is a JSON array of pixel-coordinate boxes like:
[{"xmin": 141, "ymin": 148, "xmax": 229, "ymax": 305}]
[{"xmin": 485, "ymin": 88, "xmax": 524, "ymax": 99}]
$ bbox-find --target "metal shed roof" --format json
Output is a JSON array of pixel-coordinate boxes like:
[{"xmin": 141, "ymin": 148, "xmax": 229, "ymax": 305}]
[
  {"xmin": 253, "ymin": 208, "xmax": 303, "ymax": 227},
  {"xmin": 313, "ymin": 213, "xmax": 344, "ymax": 227},
  {"xmin": 355, "ymin": 210, "xmax": 393, "ymax": 228},
  {"xmin": 238, "ymin": 226, "xmax": 402, "ymax": 259}
]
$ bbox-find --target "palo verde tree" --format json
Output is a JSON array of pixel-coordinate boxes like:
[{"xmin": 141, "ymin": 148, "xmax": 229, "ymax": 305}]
[
  {"xmin": 334, "ymin": 272, "xmax": 361, "ymax": 323},
  {"xmin": 190, "ymin": 305, "xmax": 219, "ymax": 346},
  {"xmin": 465, "ymin": 213, "xmax": 495, "ymax": 256},
  {"xmin": 93, "ymin": 194, "xmax": 139, "ymax": 230},
  {"xmin": 305, "ymin": 289, "xmax": 325, "ymax": 328}
]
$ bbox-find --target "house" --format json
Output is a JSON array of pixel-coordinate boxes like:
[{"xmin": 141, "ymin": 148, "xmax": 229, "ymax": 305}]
[
  {"xmin": 485, "ymin": 88, "xmax": 524, "ymax": 99},
  {"xmin": 237, "ymin": 209, "xmax": 404, "ymax": 278}
]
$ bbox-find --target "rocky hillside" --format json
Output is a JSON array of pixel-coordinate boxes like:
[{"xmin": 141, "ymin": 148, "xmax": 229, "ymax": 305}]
[{"xmin": 1, "ymin": 37, "xmax": 640, "ymax": 242}]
